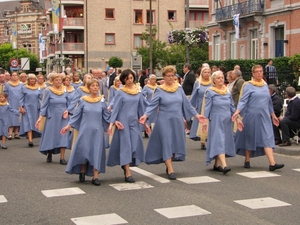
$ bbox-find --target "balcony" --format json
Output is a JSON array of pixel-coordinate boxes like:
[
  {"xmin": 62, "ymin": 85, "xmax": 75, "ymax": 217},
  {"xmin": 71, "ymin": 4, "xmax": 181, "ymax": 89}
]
[
  {"xmin": 61, "ymin": 0, "xmax": 84, "ymax": 5},
  {"xmin": 189, "ymin": 20, "xmax": 209, "ymax": 28},
  {"xmin": 216, "ymin": 0, "xmax": 264, "ymax": 21},
  {"xmin": 56, "ymin": 43, "xmax": 84, "ymax": 54},
  {"xmin": 62, "ymin": 18, "xmax": 84, "ymax": 29}
]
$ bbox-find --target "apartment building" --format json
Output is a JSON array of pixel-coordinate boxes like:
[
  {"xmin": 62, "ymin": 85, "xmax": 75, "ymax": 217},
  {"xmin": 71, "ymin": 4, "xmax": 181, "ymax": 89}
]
[{"xmin": 207, "ymin": 0, "xmax": 300, "ymax": 60}]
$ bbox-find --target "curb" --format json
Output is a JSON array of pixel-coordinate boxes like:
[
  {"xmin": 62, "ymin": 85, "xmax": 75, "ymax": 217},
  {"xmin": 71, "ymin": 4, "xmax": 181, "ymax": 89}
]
[{"xmin": 274, "ymin": 147, "xmax": 300, "ymax": 156}]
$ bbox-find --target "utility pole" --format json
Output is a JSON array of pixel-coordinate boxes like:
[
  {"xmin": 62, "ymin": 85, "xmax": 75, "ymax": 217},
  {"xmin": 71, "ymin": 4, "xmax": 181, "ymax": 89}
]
[
  {"xmin": 149, "ymin": 0, "xmax": 153, "ymax": 74},
  {"xmin": 185, "ymin": 0, "xmax": 190, "ymax": 63}
]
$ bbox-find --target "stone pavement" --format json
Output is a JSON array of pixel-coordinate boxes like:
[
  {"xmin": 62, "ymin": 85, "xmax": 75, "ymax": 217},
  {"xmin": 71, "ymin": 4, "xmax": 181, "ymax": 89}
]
[{"xmin": 274, "ymin": 139, "xmax": 300, "ymax": 156}]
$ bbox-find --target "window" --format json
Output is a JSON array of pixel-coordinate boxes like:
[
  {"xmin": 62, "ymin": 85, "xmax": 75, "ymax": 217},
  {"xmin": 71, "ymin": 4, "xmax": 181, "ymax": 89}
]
[
  {"xmin": 19, "ymin": 23, "xmax": 32, "ymax": 34},
  {"xmin": 250, "ymin": 30, "xmax": 258, "ymax": 59},
  {"xmin": 105, "ymin": 8, "xmax": 115, "ymax": 19},
  {"xmin": 105, "ymin": 33, "xmax": 115, "ymax": 45},
  {"xmin": 134, "ymin": 34, "xmax": 143, "ymax": 49},
  {"xmin": 168, "ymin": 11, "xmax": 176, "ymax": 21},
  {"xmin": 214, "ymin": 35, "xmax": 221, "ymax": 60},
  {"xmin": 134, "ymin": 10, "xmax": 143, "ymax": 24},
  {"xmin": 213, "ymin": 1, "xmax": 219, "ymax": 13},
  {"xmin": 230, "ymin": 33, "xmax": 237, "ymax": 59},
  {"xmin": 146, "ymin": 10, "xmax": 155, "ymax": 24},
  {"xmin": 23, "ymin": 43, "xmax": 32, "ymax": 52},
  {"xmin": 4, "ymin": 27, "xmax": 9, "ymax": 36}
]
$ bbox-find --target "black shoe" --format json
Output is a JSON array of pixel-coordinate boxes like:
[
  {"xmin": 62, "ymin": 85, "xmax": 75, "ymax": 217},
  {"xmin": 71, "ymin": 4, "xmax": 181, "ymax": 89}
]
[
  {"xmin": 60, "ymin": 159, "xmax": 67, "ymax": 165},
  {"xmin": 201, "ymin": 144, "xmax": 206, "ymax": 150},
  {"xmin": 125, "ymin": 176, "xmax": 135, "ymax": 183},
  {"xmin": 213, "ymin": 165, "xmax": 223, "ymax": 172},
  {"xmin": 28, "ymin": 142, "xmax": 33, "ymax": 147},
  {"xmin": 168, "ymin": 172, "xmax": 176, "ymax": 180},
  {"xmin": 121, "ymin": 165, "xmax": 126, "ymax": 175},
  {"xmin": 275, "ymin": 140, "xmax": 282, "ymax": 145},
  {"xmin": 47, "ymin": 153, "xmax": 52, "ymax": 163},
  {"xmin": 244, "ymin": 161, "xmax": 250, "ymax": 168},
  {"xmin": 79, "ymin": 173, "xmax": 85, "ymax": 182},
  {"xmin": 278, "ymin": 141, "xmax": 291, "ymax": 147},
  {"xmin": 92, "ymin": 178, "xmax": 101, "ymax": 186},
  {"xmin": 166, "ymin": 167, "xmax": 168, "ymax": 175},
  {"xmin": 269, "ymin": 163, "xmax": 285, "ymax": 171},
  {"xmin": 222, "ymin": 166, "xmax": 231, "ymax": 174}
]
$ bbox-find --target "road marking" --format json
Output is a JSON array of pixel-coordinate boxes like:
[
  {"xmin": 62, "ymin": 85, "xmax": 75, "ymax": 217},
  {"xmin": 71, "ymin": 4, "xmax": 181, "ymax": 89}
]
[
  {"xmin": 178, "ymin": 176, "xmax": 220, "ymax": 184},
  {"xmin": 109, "ymin": 181, "xmax": 153, "ymax": 191},
  {"xmin": 129, "ymin": 167, "xmax": 170, "ymax": 183},
  {"xmin": 0, "ymin": 195, "xmax": 7, "ymax": 203},
  {"xmin": 71, "ymin": 213, "xmax": 127, "ymax": 225},
  {"xmin": 154, "ymin": 205, "xmax": 211, "ymax": 219},
  {"xmin": 234, "ymin": 197, "xmax": 291, "ymax": 209},
  {"xmin": 237, "ymin": 171, "xmax": 281, "ymax": 179},
  {"xmin": 41, "ymin": 187, "xmax": 85, "ymax": 198},
  {"xmin": 292, "ymin": 168, "xmax": 300, "ymax": 172}
]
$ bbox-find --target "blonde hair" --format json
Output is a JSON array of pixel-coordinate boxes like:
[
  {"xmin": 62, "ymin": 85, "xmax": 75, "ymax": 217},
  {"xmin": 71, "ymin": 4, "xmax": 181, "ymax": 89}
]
[
  {"xmin": 211, "ymin": 70, "xmax": 223, "ymax": 85},
  {"xmin": 50, "ymin": 73, "xmax": 61, "ymax": 82},
  {"xmin": 87, "ymin": 78, "xmax": 99, "ymax": 90},
  {"xmin": 162, "ymin": 65, "xmax": 176, "ymax": 77},
  {"xmin": 27, "ymin": 73, "xmax": 37, "ymax": 82},
  {"xmin": 197, "ymin": 67, "xmax": 211, "ymax": 83}
]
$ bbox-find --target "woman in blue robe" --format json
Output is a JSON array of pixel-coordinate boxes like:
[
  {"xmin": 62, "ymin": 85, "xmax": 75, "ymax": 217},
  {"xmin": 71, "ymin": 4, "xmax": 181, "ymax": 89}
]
[
  {"xmin": 232, "ymin": 65, "xmax": 284, "ymax": 171},
  {"xmin": 107, "ymin": 75, "xmax": 121, "ymax": 110},
  {"xmin": 19, "ymin": 74, "xmax": 42, "ymax": 147},
  {"xmin": 0, "ymin": 93, "xmax": 20, "ymax": 149},
  {"xmin": 35, "ymin": 73, "xmax": 70, "ymax": 165},
  {"xmin": 4, "ymin": 71, "xmax": 23, "ymax": 139},
  {"xmin": 139, "ymin": 66, "xmax": 205, "ymax": 180},
  {"xmin": 61, "ymin": 79, "xmax": 110, "ymax": 186},
  {"xmin": 189, "ymin": 67, "xmax": 212, "ymax": 150},
  {"xmin": 141, "ymin": 74, "xmax": 157, "ymax": 103},
  {"xmin": 107, "ymin": 69, "xmax": 148, "ymax": 183},
  {"xmin": 71, "ymin": 71, "xmax": 83, "ymax": 90},
  {"xmin": 202, "ymin": 71, "xmax": 241, "ymax": 174}
]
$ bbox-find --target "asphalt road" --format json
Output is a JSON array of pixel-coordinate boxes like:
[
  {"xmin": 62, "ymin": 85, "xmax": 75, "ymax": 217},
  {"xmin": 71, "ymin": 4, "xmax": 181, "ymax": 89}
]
[{"xmin": 0, "ymin": 136, "xmax": 300, "ymax": 225}]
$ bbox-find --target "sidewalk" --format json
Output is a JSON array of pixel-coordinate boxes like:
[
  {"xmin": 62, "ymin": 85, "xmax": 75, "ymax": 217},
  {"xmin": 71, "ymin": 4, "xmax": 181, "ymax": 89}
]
[{"xmin": 274, "ymin": 139, "xmax": 300, "ymax": 156}]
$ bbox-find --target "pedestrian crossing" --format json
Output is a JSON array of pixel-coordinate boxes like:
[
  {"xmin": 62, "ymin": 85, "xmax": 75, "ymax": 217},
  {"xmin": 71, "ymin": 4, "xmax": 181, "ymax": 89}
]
[{"xmin": 0, "ymin": 195, "xmax": 7, "ymax": 203}]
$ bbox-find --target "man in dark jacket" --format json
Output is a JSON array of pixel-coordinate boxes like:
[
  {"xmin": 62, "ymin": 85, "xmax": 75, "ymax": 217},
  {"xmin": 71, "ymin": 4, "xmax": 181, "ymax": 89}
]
[
  {"xmin": 182, "ymin": 63, "xmax": 195, "ymax": 97},
  {"xmin": 269, "ymin": 84, "xmax": 283, "ymax": 145},
  {"xmin": 278, "ymin": 87, "xmax": 300, "ymax": 146}
]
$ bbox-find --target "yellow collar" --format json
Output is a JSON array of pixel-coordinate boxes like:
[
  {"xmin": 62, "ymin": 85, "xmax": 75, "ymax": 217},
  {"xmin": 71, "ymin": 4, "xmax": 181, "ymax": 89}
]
[
  {"xmin": 248, "ymin": 80, "xmax": 265, "ymax": 87},
  {"xmin": 8, "ymin": 81, "xmax": 21, "ymax": 87},
  {"xmin": 49, "ymin": 86, "xmax": 65, "ymax": 96},
  {"xmin": 46, "ymin": 81, "xmax": 53, "ymax": 86},
  {"xmin": 121, "ymin": 84, "xmax": 140, "ymax": 95},
  {"xmin": 147, "ymin": 84, "xmax": 158, "ymax": 90},
  {"xmin": 82, "ymin": 95, "xmax": 104, "ymax": 103},
  {"xmin": 65, "ymin": 86, "xmax": 75, "ymax": 93},
  {"xmin": 79, "ymin": 86, "xmax": 90, "ymax": 93},
  {"xmin": 159, "ymin": 83, "xmax": 179, "ymax": 93},
  {"xmin": 0, "ymin": 101, "xmax": 8, "ymax": 106},
  {"xmin": 39, "ymin": 83, "xmax": 47, "ymax": 89},
  {"xmin": 200, "ymin": 80, "xmax": 212, "ymax": 86},
  {"xmin": 73, "ymin": 80, "xmax": 82, "ymax": 84},
  {"xmin": 112, "ymin": 85, "xmax": 119, "ymax": 90},
  {"xmin": 25, "ymin": 84, "xmax": 39, "ymax": 90},
  {"xmin": 210, "ymin": 85, "xmax": 228, "ymax": 95}
]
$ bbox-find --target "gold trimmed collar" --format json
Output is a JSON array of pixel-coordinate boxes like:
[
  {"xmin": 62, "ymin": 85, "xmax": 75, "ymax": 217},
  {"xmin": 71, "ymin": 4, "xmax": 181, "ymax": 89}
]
[
  {"xmin": 39, "ymin": 83, "xmax": 47, "ymax": 89},
  {"xmin": 0, "ymin": 101, "xmax": 8, "ymax": 106},
  {"xmin": 65, "ymin": 86, "xmax": 75, "ymax": 93},
  {"xmin": 248, "ymin": 79, "xmax": 265, "ymax": 87},
  {"xmin": 25, "ymin": 84, "xmax": 39, "ymax": 90},
  {"xmin": 159, "ymin": 83, "xmax": 179, "ymax": 93},
  {"xmin": 82, "ymin": 95, "xmax": 104, "ymax": 103},
  {"xmin": 200, "ymin": 80, "xmax": 212, "ymax": 86},
  {"xmin": 146, "ymin": 84, "xmax": 158, "ymax": 90},
  {"xmin": 210, "ymin": 85, "xmax": 228, "ymax": 95},
  {"xmin": 49, "ymin": 86, "xmax": 65, "ymax": 96},
  {"xmin": 8, "ymin": 81, "xmax": 21, "ymax": 87},
  {"xmin": 79, "ymin": 86, "xmax": 90, "ymax": 93},
  {"xmin": 121, "ymin": 85, "xmax": 140, "ymax": 95},
  {"xmin": 73, "ymin": 80, "xmax": 82, "ymax": 84},
  {"xmin": 112, "ymin": 85, "xmax": 119, "ymax": 90},
  {"xmin": 46, "ymin": 81, "xmax": 53, "ymax": 86}
]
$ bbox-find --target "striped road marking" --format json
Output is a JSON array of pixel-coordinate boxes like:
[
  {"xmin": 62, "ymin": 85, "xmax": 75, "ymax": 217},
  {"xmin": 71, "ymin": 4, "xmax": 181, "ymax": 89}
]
[
  {"xmin": 41, "ymin": 187, "xmax": 85, "ymax": 198},
  {"xmin": 130, "ymin": 167, "xmax": 170, "ymax": 183}
]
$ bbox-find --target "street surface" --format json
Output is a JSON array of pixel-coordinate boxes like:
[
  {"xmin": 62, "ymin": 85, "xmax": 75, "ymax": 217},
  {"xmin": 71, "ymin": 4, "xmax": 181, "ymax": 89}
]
[{"xmin": 1, "ymin": 136, "xmax": 300, "ymax": 225}]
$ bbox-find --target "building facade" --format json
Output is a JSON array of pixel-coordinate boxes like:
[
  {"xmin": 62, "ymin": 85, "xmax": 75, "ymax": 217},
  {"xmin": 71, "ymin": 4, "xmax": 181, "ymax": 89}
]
[{"xmin": 207, "ymin": 0, "xmax": 300, "ymax": 60}]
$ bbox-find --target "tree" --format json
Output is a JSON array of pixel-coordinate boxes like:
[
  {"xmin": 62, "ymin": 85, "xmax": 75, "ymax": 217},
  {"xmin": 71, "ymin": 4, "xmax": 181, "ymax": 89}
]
[
  {"xmin": 0, "ymin": 43, "xmax": 41, "ymax": 73},
  {"xmin": 108, "ymin": 56, "xmax": 123, "ymax": 69}
]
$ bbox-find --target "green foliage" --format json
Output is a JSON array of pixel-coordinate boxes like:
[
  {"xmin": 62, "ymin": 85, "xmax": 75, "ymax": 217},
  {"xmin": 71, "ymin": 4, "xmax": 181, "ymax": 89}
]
[
  {"xmin": 0, "ymin": 43, "xmax": 41, "ymax": 73},
  {"xmin": 108, "ymin": 56, "xmax": 123, "ymax": 68}
]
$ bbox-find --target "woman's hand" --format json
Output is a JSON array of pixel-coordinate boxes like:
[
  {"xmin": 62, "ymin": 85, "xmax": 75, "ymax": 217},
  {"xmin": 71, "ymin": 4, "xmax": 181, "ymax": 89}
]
[
  {"xmin": 115, "ymin": 121, "xmax": 124, "ymax": 130},
  {"xmin": 107, "ymin": 123, "xmax": 113, "ymax": 136},
  {"xmin": 107, "ymin": 106, "xmax": 112, "ymax": 112},
  {"xmin": 195, "ymin": 114, "xmax": 206, "ymax": 124},
  {"xmin": 237, "ymin": 119, "xmax": 244, "ymax": 131},
  {"xmin": 19, "ymin": 106, "xmax": 26, "ymax": 114},
  {"xmin": 35, "ymin": 118, "xmax": 41, "ymax": 129},
  {"xmin": 60, "ymin": 124, "xmax": 70, "ymax": 134},
  {"xmin": 62, "ymin": 110, "xmax": 68, "ymax": 119},
  {"xmin": 272, "ymin": 116, "xmax": 279, "ymax": 127},
  {"xmin": 202, "ymin": 124, "xmax": 207, "ymax": 133},
  {"xmin": 144, "ymin": 123, "xmax": 151, "ymax": 135},
  {"xmin": 232, "ymin": 110, "xmax": 240, "ymax": 122},
  {"xmin": 139, "ymin": 115, "xmax": 148, "ymax": 124}
]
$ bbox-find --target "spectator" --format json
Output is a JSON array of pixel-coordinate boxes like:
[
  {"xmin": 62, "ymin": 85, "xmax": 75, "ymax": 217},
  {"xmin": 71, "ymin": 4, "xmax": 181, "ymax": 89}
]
[
  {"xmin": 231, "ymin": 69, "xmax": 245, "ymax": 107},
  {"xmin": 265, "ymin": 59, "xmax": 278, "ymax": 85},
  {"xmin": 182, "ymin": 63, "xmax": 196, "ymax": 97}
]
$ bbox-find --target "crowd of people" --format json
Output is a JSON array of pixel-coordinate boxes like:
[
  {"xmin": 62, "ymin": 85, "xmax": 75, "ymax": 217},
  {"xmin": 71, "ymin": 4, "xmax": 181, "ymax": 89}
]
[{"xmin": 0, "ymin": 62, "xmax": 288, "ymax": 186}]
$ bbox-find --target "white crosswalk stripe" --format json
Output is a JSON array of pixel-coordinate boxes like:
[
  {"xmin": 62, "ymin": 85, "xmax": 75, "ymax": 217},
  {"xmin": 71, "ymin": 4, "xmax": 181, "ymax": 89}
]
[
  {"xmin": 41, "ymin": 187, "xmax": 85, "ymax": 198},
  {"xmin": 154, "ymin": 205, "xmax": 211, "ymax": 219},
  {"xmin": 0, "ymin": 195, "xmax": 7, "ymax": 203},
  {"xmin": 109, "ymin": 181, "xmax": 153, "ymax": 191},
  {"xmin": 234, "ymin": 197, "xmax": 291, "ymax": 209},
  {"xmin": 129, "ymin": 167, "xmax": 170, "ymax": 183},
  {"xmin": 71, "ymin": 213, "xmax": 128, "ymax": 225},
  {"xmin": 177, "ymin": 176, "xmax": 220, "ymax": 184},
  {"xmin": 237, "ymin": 171, "xmax": 281, "ymax": 178}
]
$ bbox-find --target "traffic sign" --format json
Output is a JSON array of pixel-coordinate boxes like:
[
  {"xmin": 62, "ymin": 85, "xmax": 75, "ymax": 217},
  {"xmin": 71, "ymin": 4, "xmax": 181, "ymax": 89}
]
[{"xmin": 10, "ymin": 58, "xmax": 19, "ymax": 68}]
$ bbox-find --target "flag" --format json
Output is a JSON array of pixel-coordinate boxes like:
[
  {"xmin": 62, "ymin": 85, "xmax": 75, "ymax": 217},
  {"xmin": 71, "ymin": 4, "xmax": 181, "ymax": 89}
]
[
  {"xmin": 11, "ymin": 22, "xmax": 17, "ymax": 49},
  {"xmin": 39, "ymin": 34, "xmax": 45, "ymax": 63},
  {"xmin": 51, "ymin": 0, "xmax": 60, "ymax": 34},
  {"xmin": 233, "ymin": 14, "xmax": 240, "ymax": 39}
]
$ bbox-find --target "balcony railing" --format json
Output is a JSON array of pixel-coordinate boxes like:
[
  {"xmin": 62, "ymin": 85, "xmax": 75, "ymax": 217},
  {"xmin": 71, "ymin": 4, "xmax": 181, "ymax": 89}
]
[
  {"xmin": 63, "ymin": 18, "xmax": 84, "ymax": 27},
  {"xmin": 57, "ymin": 43, "xmax": 84, "ymax": 52},
  {"xmin": 189, "ymin": 20, "xmax": 209, "ymax": 28},
  {"xmin": 216, "ymin": 0, "xmax": 264, "ymax": 21}
]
